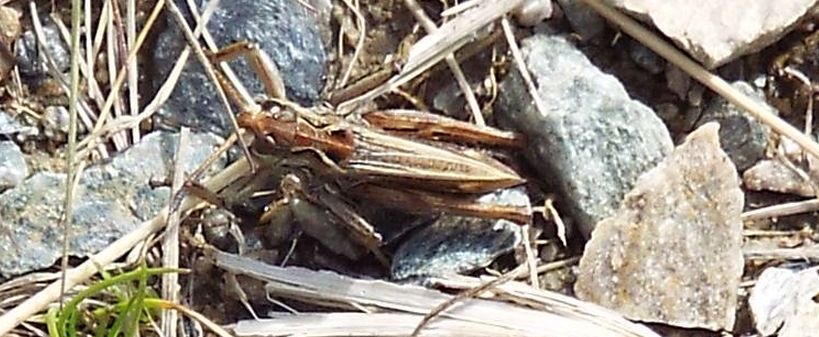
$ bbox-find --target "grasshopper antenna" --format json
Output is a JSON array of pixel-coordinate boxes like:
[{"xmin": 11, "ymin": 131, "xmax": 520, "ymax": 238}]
[{"xmin": 164, "ymin": 0, "xmax": 258, "ymax": 172}]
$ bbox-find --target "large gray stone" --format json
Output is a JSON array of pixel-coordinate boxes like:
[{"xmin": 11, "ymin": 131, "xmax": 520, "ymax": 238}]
[
  {"xmin": 497, "ymin": 34, "xmax": 673, "ymax": 238},
  {"xmin": 0, "ymin": 131, "xmax": 225, "ymax": 278},
  {"xmin": 605, "ymin": 0, "xmax": 819, "ymax": 68},
  {"xmin": 152, "ymin": 0, "xmax": 326, "ymax": 135},
  {"xmin": 575, "ymin": 123, "xmax": 744, "ymax": 331}
]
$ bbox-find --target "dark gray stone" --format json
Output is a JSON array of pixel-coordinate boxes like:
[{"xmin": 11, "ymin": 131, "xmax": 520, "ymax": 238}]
[
  {"xmin": 697, "ymin": 81, "xmax": 772, "ymax": 171},
  {"xmin": 0, "ymin": 140, "xmax": 28, "ymax": 190},
  {"xmin": 390, "ymin": 188, "xmax": 528, "ymax": 280},
  {"xmin": 628, "ymin": 39, "xmax": 664, "ymax": 75},
  {"xmin": 555, "ymin": 0, "xmax": 606, "ymax": 41},
  {"xmin": 0, "ymin": 131, "xmax": 226, "ymax": 278},
  {"xmin": 14, "ymin": 18, "xmax": 69, "ymax": 80},
  {"xmin": 497, "ymin": 34, "xmax": 673, "ymax": 238},
  {"xmin": 152, "ymin": 0, "xmax": 326, "ymax": 135}
]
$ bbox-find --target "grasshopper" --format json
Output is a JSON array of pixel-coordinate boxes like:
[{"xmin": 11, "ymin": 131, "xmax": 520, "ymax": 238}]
[{"xmin": 207, "ymin": 41, "xmax": 532, "ymax": 264}]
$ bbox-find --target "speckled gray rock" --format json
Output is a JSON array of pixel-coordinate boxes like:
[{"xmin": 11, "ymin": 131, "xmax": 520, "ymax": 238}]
[
  {"xmin": 14, "ymin": 18, "xmax": 69, "ymax": 80},
  {"xmin": 497, "ymin": 34, "xmax": 673, "ymax": 238},
  {"xmin": 153, "ymin": 0, "xmax": 326, "ymax": 135},
  {"xmin": 390, "ymin": 188, "xmax": 529, "ymax": 280},
  {"xmin": 696, "ymin": 82, "xmax": 772, "ymax": 171},
  {"xmin": 0, "ymin": 141, "xmax": 28, "ymax": 190},
  {"xmin": 0, "ymin": 131, "xmax": 226, "ymax": 278},
  {"xmin": 556, "ymin": 0, "xmax": 606, "ymax": 41},
  {"xmin": 606, "ymin": 0, "xmax": 819, "ymax": 68},
  {"xmin": 575, "ymin": 123, "xmax": 744, "ymax": 331}
]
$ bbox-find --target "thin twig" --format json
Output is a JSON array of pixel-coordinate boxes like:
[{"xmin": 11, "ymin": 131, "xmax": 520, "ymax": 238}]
[
  {"xmin": 741, "ymin": 198, "xmax": 819, "ymax": 221},
  {"xmin": 403, "ymin": 0, "xmax": 485, "ymax": 126},
  {"xmin": 337, "ymin": 0, "xmax": 365, "ymax": 89},
  {"xmin": 501, "ymin": 17, "xmax": 547, "ymax": 119},
  {"xmin": 581, "ymin": 0, "xmax": 819, "ymax": 160},
  {"xmin": 126, "ymin": 0, "xmax": 140, "ymax": 144}
]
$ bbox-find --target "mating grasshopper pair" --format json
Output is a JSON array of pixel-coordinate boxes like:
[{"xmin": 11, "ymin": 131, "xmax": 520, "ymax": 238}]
[{"xmin": 207, "ymin": 41, "xmax": 532, "ymax": 264}]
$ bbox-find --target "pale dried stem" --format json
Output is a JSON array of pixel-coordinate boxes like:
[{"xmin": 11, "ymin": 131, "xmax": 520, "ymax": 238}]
[
  {"xmin": 126, "ymin": 0, "xmax": 140, "ymax": 144},
  {"xmin": 29, "ymin": 6, "xmax": 104, "ymax": 157},
  {"xmin": 337, "ymin": 0, "xmax": 366, "ymax": 89},
  {"xmin": 160, "ymin": 128, "xmax": 189, "ymax": 337},
  {"xmin": 520, "ymin": 225, "xmax": 540, "ymax": 288},
  {"xmin": 403, "ymin": 0, "xmax": 485, "ymax": 126},
  {"xmin": 744, "ymin": 245, "xmax": 819, "ymax": 261},
  {"xmin": 741, "ymin": 198, "xmax": 819, "ymax": 221},
  {"xmin": 0, "ymin": 158, "xmax": 252, "ymax": 335},
  {"xmin": 50, "ymin": 16, "xmax": 107, "ymax": 112},
  {"xmin": 501, "ymin": 17, "xmax": 547, "ymax": 119},
  {"xmin": 78, "ymin": 0, "xmax": 164, "ymax": 153},
  {"xmin": 106, "ymin": 0, "xmax": 128, "ymax": 151},
  {"xmin": 581, "ymin": 0, "xmax": 819, "ymax": 160}
]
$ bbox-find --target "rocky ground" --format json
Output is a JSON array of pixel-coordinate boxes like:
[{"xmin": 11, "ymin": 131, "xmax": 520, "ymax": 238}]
[{"xmin": 1, "ymin": 0, "xmax": 818, "ymax": 336}]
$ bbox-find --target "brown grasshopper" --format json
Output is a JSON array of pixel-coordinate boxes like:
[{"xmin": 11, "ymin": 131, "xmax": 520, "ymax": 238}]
[{"xmin": 208, "ymin": 42, "xmax": 532, "ymax": 264}]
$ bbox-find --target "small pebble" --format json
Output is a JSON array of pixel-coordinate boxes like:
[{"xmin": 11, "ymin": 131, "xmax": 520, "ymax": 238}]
[{"xmin": 0, "ymin": 140, "xmax": 28, "ymax": 191}]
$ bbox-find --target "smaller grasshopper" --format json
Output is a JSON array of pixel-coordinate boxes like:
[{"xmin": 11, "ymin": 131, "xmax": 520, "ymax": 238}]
[{"xmin": 208, "ymin": 41, "xmax": 532, "ymax": 263}]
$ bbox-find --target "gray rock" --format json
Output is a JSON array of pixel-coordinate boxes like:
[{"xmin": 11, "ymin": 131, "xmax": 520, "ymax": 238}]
[
  {"xmin": 496, "ymin": 34, "xmax": 673, "ymax": 238},
  {"xmin": 697, "ymin": 81, "xmax": 772, "ymax": 171},
  {"xmin": 743, "ymin": 160, "xmax": 815, "ymax": 197},
  {"xmin": 391, "ymin": 188, "xmax": 529, "ymax": 280},
  {"xmin": 14, "ymin": 18, "xmax": 69, "ymax": 80},
  {"xmin": 0, "ymin": 141, "xmax": 28, "ymax": 190},
  {"xmin": 556, "ymin": 0, "xmax": 606, "ymax": 41},
  {"xmin": 0, "ymin": 110, "xmax": 35, "ymax": 137},
  {"xmin": 750, "ymin": 266, "xmax": 819, "ymax": 337},
  {"xmin": 575, "ymin": 123, "xmax": 744, "ymax": 331},
  {"xmin": 152, "ymin": 0, "xmax": 326, "ymax": 135},
  {"xmin": 0, "ymin": 131, "xmax": 226, "ymax": 278},
  {"xmin": 771, "ymin": 267, "xmax": 819, "ymax": 337},
  {"xmin": 605, "ymin": 0, "xmax": 819, "ymax": 68}
]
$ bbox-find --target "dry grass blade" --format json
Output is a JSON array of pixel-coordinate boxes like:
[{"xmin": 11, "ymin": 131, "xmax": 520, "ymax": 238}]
[
  {"xmin": 338, "ymin": 0, "xmax": 524, "ymax": 111},
  {"xmin": 580, "ymin": 0, "xmax": 819, "ymax": 159},
  {"xmin": 404, "ymin": 0, "xmax": 485, "ymax": 126},
  {"xmin": 160, "ymin": 128, "xmax": 190, "ymax": 337},
  {"xmin": 78, "ymin": 0, "xmax": 223, "ymax": 158},
  {"xmin": 0, "ymin": 158, "xmax": 252, "ymax": 335},
  {"xmin": 233, "ymin": 313, "xmax": 527, "ymax": 337},
  {"xmin": 78, "ymin": 0, "xmax": 164, "ymax": 154},
  {"xmin": 59, "ymin": 0, "xmax": 83, "ymax": 309},
  {"xmin": 212, "ymin": 250, "xmax": 659, "ymax": 337}
]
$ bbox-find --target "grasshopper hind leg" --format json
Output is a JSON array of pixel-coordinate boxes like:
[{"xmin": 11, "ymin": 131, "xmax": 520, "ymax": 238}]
[{"xmin": 208, "ymin": 41, "xmax": 287, "ymax": 102}]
